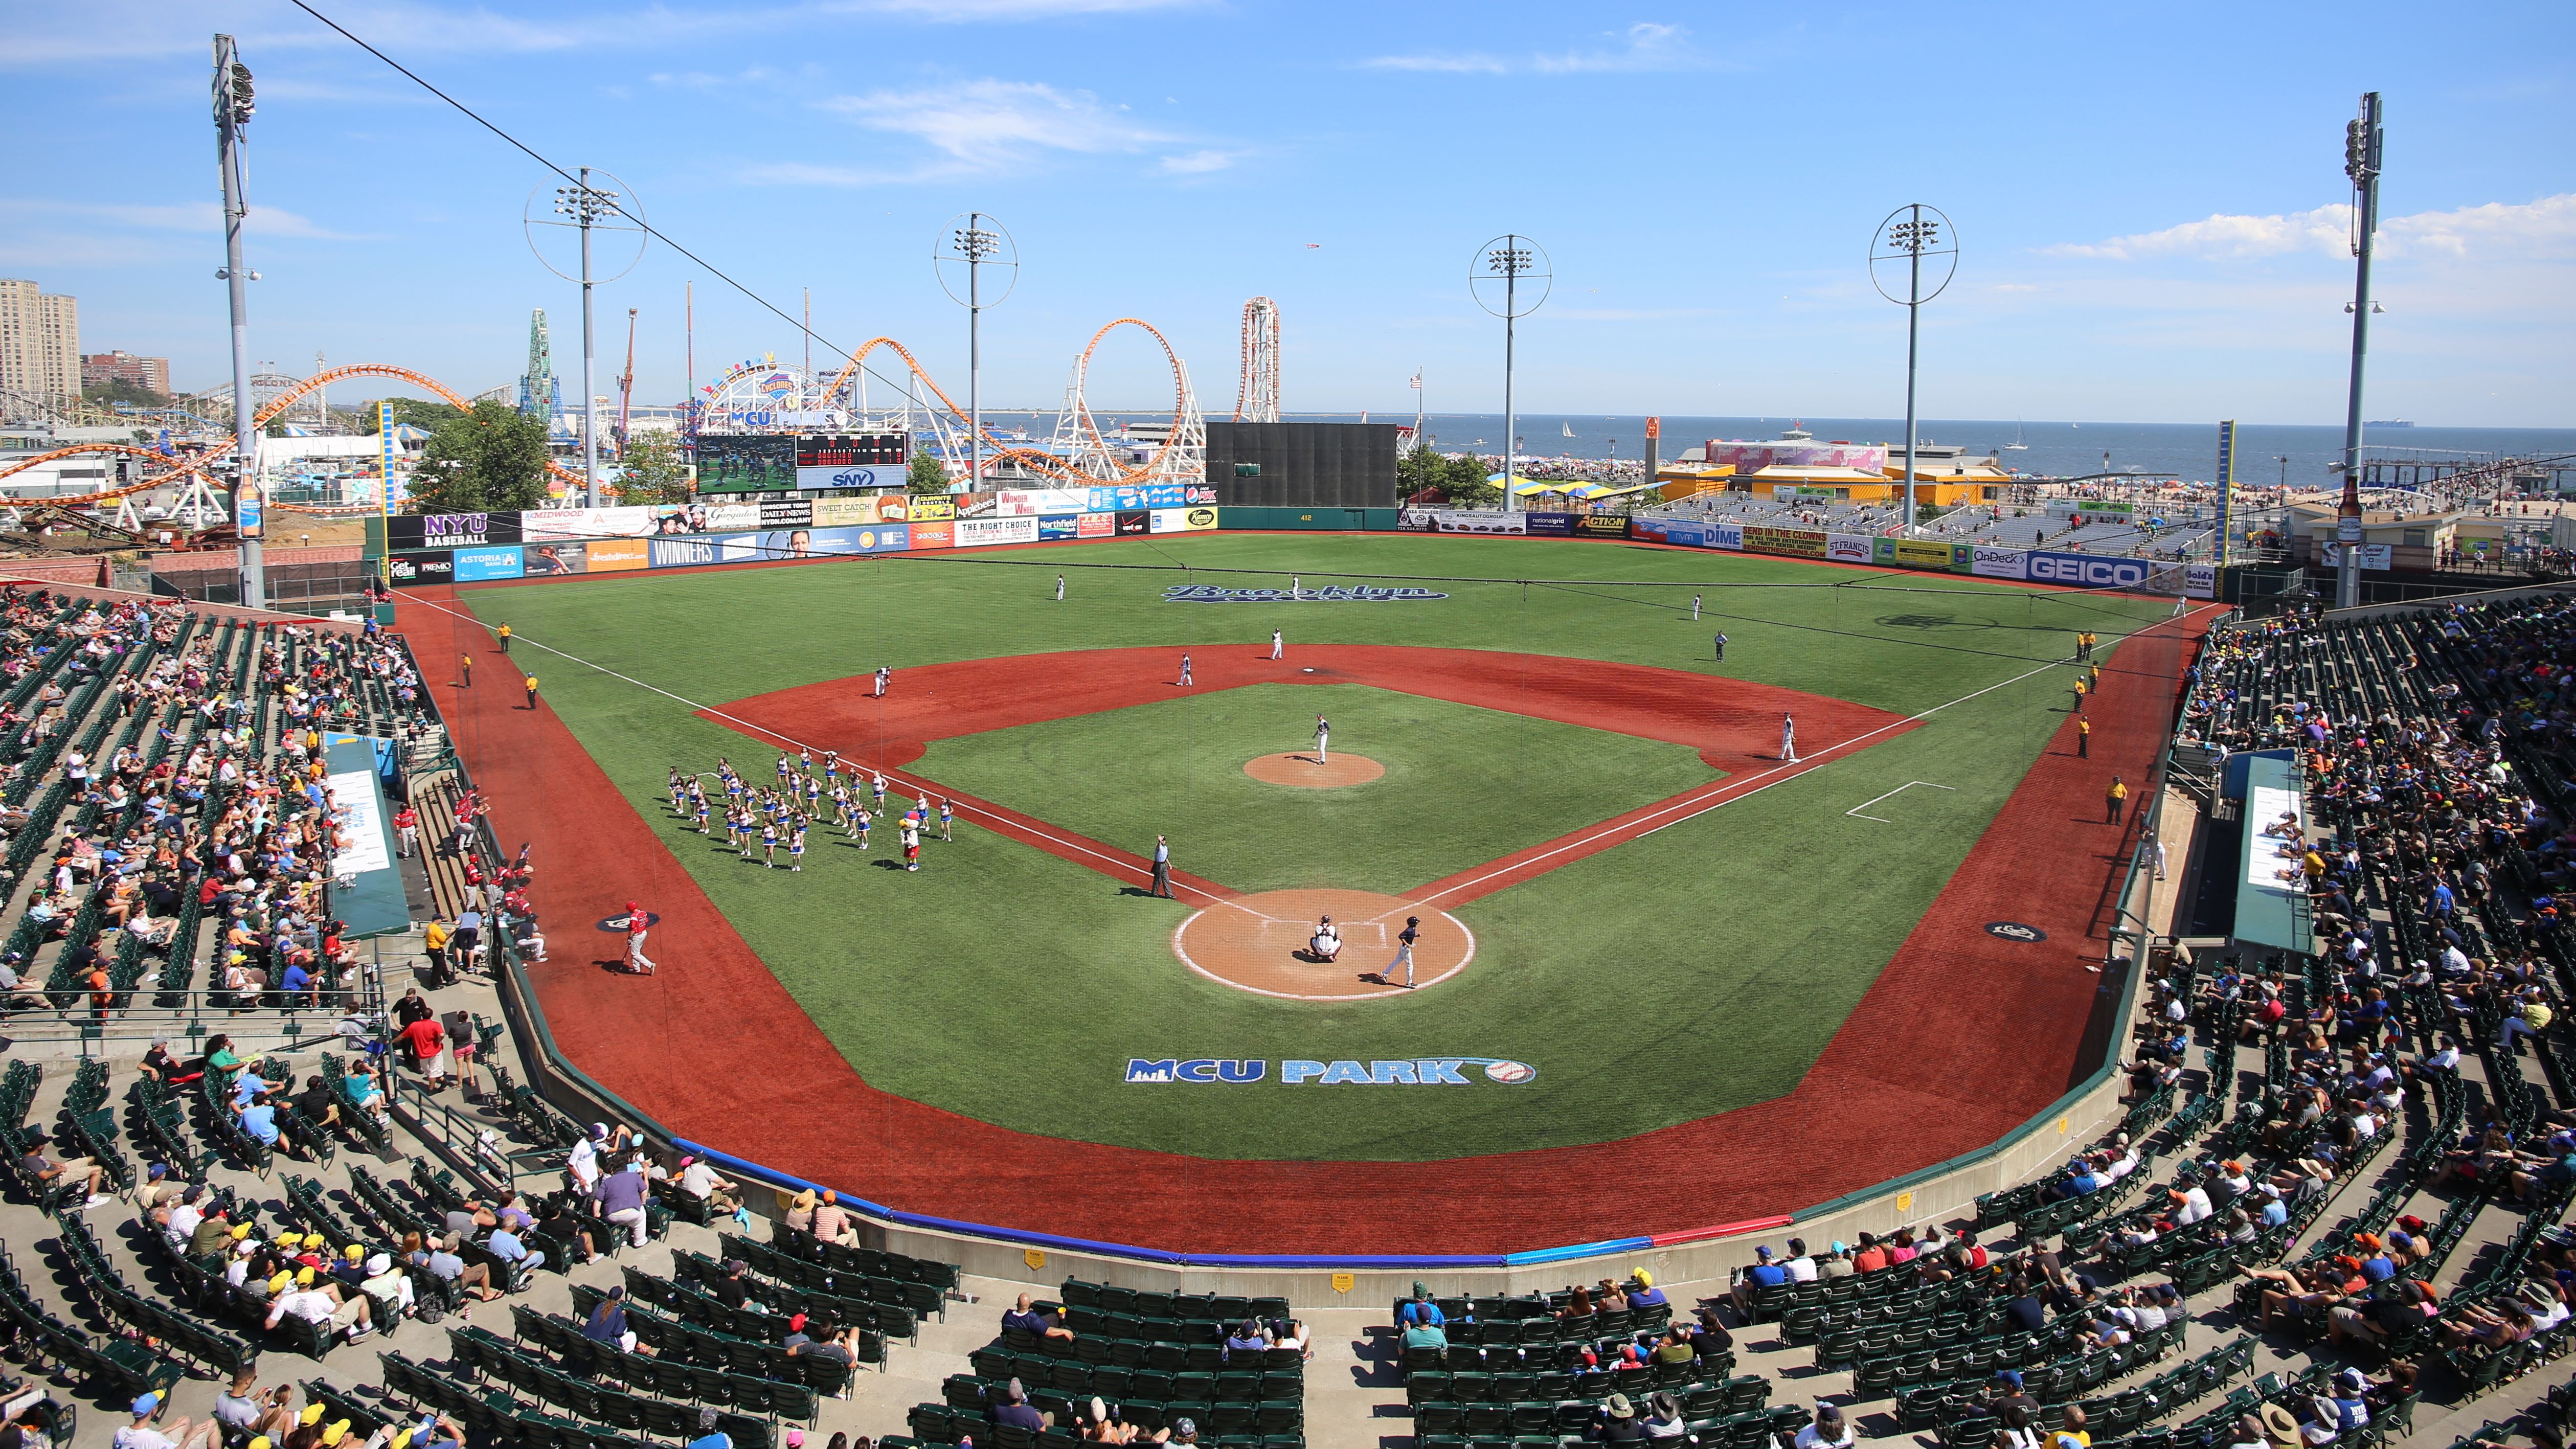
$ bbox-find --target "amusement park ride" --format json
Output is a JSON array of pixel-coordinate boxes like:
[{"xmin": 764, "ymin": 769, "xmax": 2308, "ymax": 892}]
[{"xmin": 0, "ymin": 295, "xmax": 1283, "ymax": 519}]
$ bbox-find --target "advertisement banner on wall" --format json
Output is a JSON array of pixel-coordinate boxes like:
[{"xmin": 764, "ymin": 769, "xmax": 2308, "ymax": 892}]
[
  {"xmin": 387, "ymin": 550, "xmax": 454, "ymax": 587},
  {"xmin": 1037, "ymin": 514, "xmax": 1083, "ymax": 540},
  {"xmin": 1524, "ymin": 511, "xmax": 1575, "ymax": 537},
  {"xmin": 522, "ymin": 541, "xmax": 588, "ymax": 576},
  {"xmin": 909, "ymin": 520, "xmax": 955, "ymax": 550},
  {"xmin": 452, "ymin": 545, "xmax": 525, "ymax": 582},
  {"xmin": 1743, "ymin": 525, "xmax": 1827, "ymax": 558},
  {"xmin": 757, "ymin": 497, "xmax": 814, "ymax": 527},
  {"xmin": 523, "ymin": 506, "xmax": 660, "ymax": 540},
  {"xmin": 1891, "ymin": 539, "xmax": 1954, "ymax": 569},
  {"xmin": 2321, "ymin": 543, "xmax": 2394, "ymax": 571},
  {"xmin": 1150, "ymin": 506, "xmax": 1218, "ymax": 533},
  {"xmin": 2027, "ymin": 552, "xmax": 2155, "ymax": 590},
  {"xmin": 1095, "ymin": 483, "xmax": 1217, "ymax": 511},
  {"xmin": 1076, "ymin": 512, "xmax": 1116, "ymax": 538},
  {"xmin": 650, "ymin": 535, "xmax": 721, "ymax": 569},
  {"xmin": 1114, "ymin": 510, "xmax": 1151, "ymax": 536},
  {"xmin": 998, "ymin": 489, "xmax": 1092, "ymax": 516},
  {"xmin": 2074, "ymin": 500, "xmax": 2136, "ymax": 517},
  {"xmin": 807, "ymin": 525, "xmax": 909, "ymax": 555},
  {"xmin": 1826, "ymin": 533, "xmax": 1875, "ymax": 563},
  {"xmin": 796, "ymin": 465, "xmax": 899, "ymax": 491},
  {"xmin": 1573, "ymin": 515, "xmax": 1633, "ymax": 539},
  {"xmin": 956, "ymin": 516, "xmax": 1040, "ymax": 548},
  {"xmin": 908, "ymin": 496, "xmax": 956, "ymax": 522},
  {"xmin": 586, "ymin": 538, "xmax": 650, "ymax": 573},
  {"xmin": 956, "ymin": 492, "xmax": 999, "ymax": 518},
  {"xmin": 2185, "ymin": 563, "xmax": 2218, "ymax": 599},
  {"xmin": 1636, "ymin": 517, "xmax": 1743, "ymax": 550},
  {"xmin": 697, "ymin": 502, "xmax": 762, "ymax": 530},
  {"xmin": 390, "ymin": 512, "xmax": 523, "ymax": 551},
  {"xmin": 1970, "ymin": 546, "xmax": 2031, "ymax": 580},
  {"xmin": 1402, "ymin": 509, "xmax": 1527, "ymax": 534},
  {"xmin": 810, "ymin": 496, "xmax": 880, "ymax": 527}
]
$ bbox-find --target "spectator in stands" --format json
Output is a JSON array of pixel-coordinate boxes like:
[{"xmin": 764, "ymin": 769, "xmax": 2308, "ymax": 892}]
[
  {"xmin": 358, "ymin": 1253, "xmax": 414, "ymax": 1322},
  {"xmin": 116, "ymin": 1394, "xmax": 221, "ymax": 1449},
  {"xmin": 266, "ymin": 1267, "xmax": 372, "ymax": 1341},
  {"xmin": 1004, "ymin": 1292, "xmax": 1075, "ymax": 1342},
  {"xmin": 1793, "ymin": 1405, "xmax": 1853, "ymax": 1449},
  {"xmin": 787, "ymin": 1319, "xmax": 860, "ymax": 1393},
  {"xmin": 809, "ymin": 1189, "xmax": 858, "ymax": 1247},
  {"xmin": 395, "ymin": 1012, "xmax": 449, "ymax": 1090},
  {"xmin": 427, "ymin": 1233, "xmax": 501, "ymax": 1303},
  {"xmin": 18, "ymin": 1141, "xmax": 107, "ymax": 1209},
  {"xmin": 212, "ymin": 1377, "xmax": 293, "ymax": 1444},
  {"xmin": 1626, "ymin": 1269, "xmax": 1666, "ymax": 1308},
  {"xmin": 1780, "ymin": 1237, "xmax": 1817, "ymax": 1282},
  {"xmin": 673, "ymin": 1156, "xmax": 738, "ymax": 1218},
  {"xmin": 1224, "ymin": 1320, "xmax": 1268, "ymax": 1360},
  {"xmin": 1397, "ymin": 1284, "xmax": 1443, "ymax": 1328},
  {"xmin": 1639, "ymin": 1393, "xmax": 1686, "ymax": 1441},
  {"xmin": 584, "ymin": 1285, "xmax": 640, "ymax": 1353},
  {"xmin": 596, "ymin": 1160, "xmax": 651, "ymax": 1249},
  {"xmin": 537, "ymin": 1195, "xmax": 598, "ymax": 1266},
  {"xmin": 1729, "ymin": 1247, "xmax": 1786, "ymax": 1316},
  {"xmin": 487, "ymin": 1216, "xmax": 541, "ymax": 1279},
  {"xmin": 1399, "ymin": 1307, "xmax": 1448, "ymax": 1355}
]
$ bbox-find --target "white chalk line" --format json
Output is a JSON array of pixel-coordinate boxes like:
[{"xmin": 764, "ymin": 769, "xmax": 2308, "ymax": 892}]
[{"xmin": 1846, "ymin": 780, "xmax": 1957, "ymax": 824}]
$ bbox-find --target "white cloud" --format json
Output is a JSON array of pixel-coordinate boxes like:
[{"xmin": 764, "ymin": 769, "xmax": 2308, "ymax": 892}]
[
  {"xmin": 1157, "ymin": 149, "xmax": 1238, "ymax": 175},
  {"xmin": 2045, "ymin": 193, "xmax": 2576, "ymax": 262},
  {"xmin": 1362, "ymin": 22, "xmax": 1694, "ymax": 77},
  {"xmin": 860, "ymin": 0, "xmax": 1200, "ymax": 16},
  {"xmin": 10, "ymin": 199, "xmax": 372, "ymax": 241},
  {"xmin": 805, "ymin": 79, "xmax": 1177, "ymax": 177}
]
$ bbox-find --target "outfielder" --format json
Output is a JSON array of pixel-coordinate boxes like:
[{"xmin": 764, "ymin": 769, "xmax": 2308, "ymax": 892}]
[
  {"xmin": 1055, "ymin": 574, "xmax": 1065, "ymax": 602},
  {"xmin": 1691, "ymin": 595, "xmax": 1702, "ymax": 621},
  {"xmin": 1779, "ymin": 712, "xmax": 1798, "ymax": 763},
  {"xmin": 1315, "ymin": 714, "xmax": 1330, "ymax": 764}
]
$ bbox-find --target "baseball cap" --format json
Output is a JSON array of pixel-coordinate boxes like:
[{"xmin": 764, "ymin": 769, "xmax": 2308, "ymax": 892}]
[
  {"xmin": 1173, "ymin": 1419, "xmax": 1196, "ymax": 1438},
  {"xmin": 322, "ymin": 1423, "xmax": 350, "ymax": 1446},
  {"xmin": 133, "ymin": 1395, "xmax": 161, "ymax": 1418}
]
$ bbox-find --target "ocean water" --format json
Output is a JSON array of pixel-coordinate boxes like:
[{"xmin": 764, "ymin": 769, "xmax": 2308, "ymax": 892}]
[{"xmin": 1286, "ymin": 414, "xmax": 2576, "ymax": 488}]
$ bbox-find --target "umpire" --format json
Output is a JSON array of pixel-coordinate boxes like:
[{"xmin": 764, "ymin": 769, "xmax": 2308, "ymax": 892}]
[{"xmin": 1151, "ymin": 835, "xmax": 1173, "ymax": 899}]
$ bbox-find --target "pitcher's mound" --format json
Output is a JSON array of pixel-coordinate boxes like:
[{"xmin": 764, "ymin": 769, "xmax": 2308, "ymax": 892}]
[
  {"xmin": 1174, "ymin": 888, "xmax": 1474, "ymax": 1000},
  {"xmin": 1244, "ymin": 752, "xmax": 1384, "ymax": 788}
]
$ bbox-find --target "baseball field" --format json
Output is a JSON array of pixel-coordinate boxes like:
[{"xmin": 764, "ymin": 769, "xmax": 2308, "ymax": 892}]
[{"xmin": 400, "ymin": 530, "xmax": 2206, "ymax": 1253}]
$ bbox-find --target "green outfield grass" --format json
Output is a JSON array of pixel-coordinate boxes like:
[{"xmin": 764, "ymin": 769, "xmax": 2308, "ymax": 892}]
[
  {"xmin": 911, "ymin": 683, "xmax": 1719, "ymax": 894},
  {"xmin": 459, "ymin": 533, "xmax": 2176, "ymax": 1161}
]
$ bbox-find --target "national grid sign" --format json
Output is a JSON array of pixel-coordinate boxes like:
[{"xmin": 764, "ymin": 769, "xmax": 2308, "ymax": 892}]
[{"xmin": 1125, "ymin": 1056, "xmax": 1537, "ymax": 1085}]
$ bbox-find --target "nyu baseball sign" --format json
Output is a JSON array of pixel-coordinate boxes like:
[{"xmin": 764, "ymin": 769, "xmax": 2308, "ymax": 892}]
[{"xmin": 1124, "ymin": 1056, "xmax": 1538, "ymax": 1085}]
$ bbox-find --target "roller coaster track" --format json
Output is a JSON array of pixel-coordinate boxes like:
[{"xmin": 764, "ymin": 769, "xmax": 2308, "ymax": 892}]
[
  {"xmin": 0, "ymin": 363, "xmax": 586, "ymax": 506},
  {"xmin": 818, "ymin": 319, "xmax": 1200, "ymax": 485},
  {"xmin": 1234, "ymin": 297, "xmax": 1279, "ymax": 423}
]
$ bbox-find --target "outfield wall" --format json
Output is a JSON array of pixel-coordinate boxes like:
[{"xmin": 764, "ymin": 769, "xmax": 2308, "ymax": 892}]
[{"xmin": 418, "ymin": 527, "xmax": 2196, "ymax": 1296}]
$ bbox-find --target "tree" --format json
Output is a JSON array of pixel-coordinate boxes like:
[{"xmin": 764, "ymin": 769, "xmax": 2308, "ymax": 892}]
[
  {"xmin": 612, "ymin": 431, "xmax": 693, "ymax": 505},
  {"xmin": 906, "ymin": 447, "xmax": 951, "ymax": 495},
  {"xmin": 405, "ymin": 400, "xmax": 552, "ymax": 514},
  {"xmin": 82, "ymin": 378, "xmax": 169, "ymax": 409},
  {"xmin": 365, "ymin": 397, "xmax": 466, "ymax": 433},
  {"xmin": 1440, "ymin": 454, "xmax": 1501, "ymax": 509},
  {"xmin": 1394, "ymin": 443, "xmax": 1501, "ymax": 509}
]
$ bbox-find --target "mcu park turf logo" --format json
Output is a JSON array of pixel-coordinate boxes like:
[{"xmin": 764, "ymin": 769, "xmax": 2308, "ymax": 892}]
[
  {"xmin": 1125, "ymin": 1057, "xmax": 1538, "ymax": 1085},
  {"xmin": 1161, "ymin": 584, "xmax": 1449, "ymax": 603}
]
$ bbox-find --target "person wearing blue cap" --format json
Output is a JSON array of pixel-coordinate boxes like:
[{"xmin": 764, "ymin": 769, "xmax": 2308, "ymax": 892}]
[
  {"xmin": 1729, "ymin": 1246, "xmax": 1787, "ymax": 1316},
  {"xmin": 115, "ymin": 1395, "xmax": 219, "ymax": 1449}
]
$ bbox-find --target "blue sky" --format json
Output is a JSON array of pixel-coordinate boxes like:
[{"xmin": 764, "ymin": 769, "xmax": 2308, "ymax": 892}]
[{"xmin": 5, "ymin": 0, "xmax": 2571, "ymax": 426}]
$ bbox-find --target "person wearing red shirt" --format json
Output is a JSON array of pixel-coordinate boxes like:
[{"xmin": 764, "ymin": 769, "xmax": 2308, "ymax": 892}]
[{"xmin": 396, "ymin": 1015, "xmax": 450, "ymax": 1090}]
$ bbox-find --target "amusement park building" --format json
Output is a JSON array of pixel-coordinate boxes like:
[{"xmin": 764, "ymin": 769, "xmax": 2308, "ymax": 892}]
[{"xmin": 80, "ymin": 350, "xmax": 170, "ymax": 397}]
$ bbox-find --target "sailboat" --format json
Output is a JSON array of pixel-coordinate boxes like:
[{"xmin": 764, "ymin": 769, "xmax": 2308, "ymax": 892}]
[
  {"xmin": 1561, "ymin": 422, "xmax": 1576, "ymax": 438},
  {"xmin": 2003, "ymin": 420, "xmax": 2028, "ymax": 452}
]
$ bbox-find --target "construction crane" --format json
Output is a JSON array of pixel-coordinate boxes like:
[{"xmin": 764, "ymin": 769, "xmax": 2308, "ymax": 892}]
[{"xmin": 615, "ymin": 307, "xmax": 638, "ymax": 460}]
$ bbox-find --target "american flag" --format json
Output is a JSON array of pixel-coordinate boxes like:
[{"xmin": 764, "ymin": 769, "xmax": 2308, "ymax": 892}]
[{"xmin": 1408, "ymin": 372, "xmax": 1421, "ymax": 389}]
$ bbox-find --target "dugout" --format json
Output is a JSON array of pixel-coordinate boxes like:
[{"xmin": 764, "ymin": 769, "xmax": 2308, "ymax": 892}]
[{"xmin": 1204, "ymin": 421, "xmax": 1399, "ymax": 508}]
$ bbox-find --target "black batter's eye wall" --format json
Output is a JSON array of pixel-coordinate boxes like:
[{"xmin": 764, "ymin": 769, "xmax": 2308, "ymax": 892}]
[{"xmin": 1204, "ymin": 421, "xmax": 1401, "ymax": 509}]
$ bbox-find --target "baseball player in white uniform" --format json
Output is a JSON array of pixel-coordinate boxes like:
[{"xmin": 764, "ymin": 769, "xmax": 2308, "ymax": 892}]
[
  {"xmin": 873, "ymin": 666, "xmax": 890, "ymax": 697},
  {"xmin": 1271, "ymin": 630, "xmax": 1283, "ymax": 661},
  {"xmin": 1779, "ymin": 712, "xmax": 1798, "ymax": 762},
  {"xmin": 1314, "ymin": 714, "xmax": 1329, "ymax": 764},
  {"xmin": 1180, "ymin": 653, "xmax": 1193, "ymax": 687}
]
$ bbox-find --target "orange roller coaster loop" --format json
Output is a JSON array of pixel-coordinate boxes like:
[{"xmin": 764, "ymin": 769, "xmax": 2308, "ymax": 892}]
[
  {"xmin": 0, "ymin": 443, "xmax": 224, "ymax": 507},
  {"xmin": 817, "ymin": 320, "xmax": 1193, "ymax": 485},
  {"xmin": 251, "ymin": 364, "xmax": 589, "ymax": 489}
]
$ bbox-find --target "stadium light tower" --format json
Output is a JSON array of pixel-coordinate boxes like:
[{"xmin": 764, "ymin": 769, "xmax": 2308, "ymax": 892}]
[
  {"xmin": 524, "ymin": 171, "xmax": 646, "ymax": 508},
  {"xmin": 1869, "ymin": 205, "xmax": 1958, "ymax": 536},
  {"xmin": 935, "ymin": 214, "xmax": 1019, "ymax": 489},
  {"xmin": 2336, "ymin": 92, "xmax": 2386, "ymax": 610},
  {"xmin": 212, "ymin": 33, "xmax": 264, "ymax": 608},
  {"xmin": 1471, "ymin": 235, "xmax": 1550, "ymax": 512}
]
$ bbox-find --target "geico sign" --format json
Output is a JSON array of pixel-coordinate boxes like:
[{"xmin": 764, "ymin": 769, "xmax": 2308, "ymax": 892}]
[{"xmin": 2029, "ymin": 554, "xmax": 2150, "ymax": 588}]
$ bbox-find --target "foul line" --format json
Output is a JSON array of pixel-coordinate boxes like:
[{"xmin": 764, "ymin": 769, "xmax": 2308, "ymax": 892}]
[
  {"xmin": 1846, "ymin": 781, "xmax": 1957, "ymax": 824},
  {"xmin": 1403, "ymin": 602, "xmax": 2223, "ymax": 912},
  {"xmin": 401, "ymin": 594, "xmax": 1235, "ymax": 905}
]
